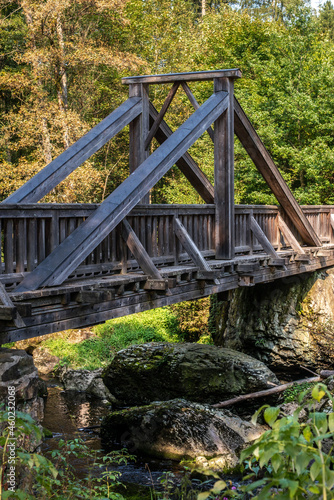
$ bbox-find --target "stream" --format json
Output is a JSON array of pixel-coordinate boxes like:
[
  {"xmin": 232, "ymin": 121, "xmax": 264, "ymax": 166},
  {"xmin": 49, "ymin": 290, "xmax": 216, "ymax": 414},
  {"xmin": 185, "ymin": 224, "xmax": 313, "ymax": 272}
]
[{"xmin": 41, "ymin": 379, "xmax": 202, "ymax": 498}]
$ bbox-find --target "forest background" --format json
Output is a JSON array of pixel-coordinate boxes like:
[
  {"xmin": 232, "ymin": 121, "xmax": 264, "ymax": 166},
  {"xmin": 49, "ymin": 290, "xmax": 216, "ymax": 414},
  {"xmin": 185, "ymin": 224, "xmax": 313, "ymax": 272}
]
[{"xmin": 2, "ymin": 0, "xmax": 334, "ymax": 208}]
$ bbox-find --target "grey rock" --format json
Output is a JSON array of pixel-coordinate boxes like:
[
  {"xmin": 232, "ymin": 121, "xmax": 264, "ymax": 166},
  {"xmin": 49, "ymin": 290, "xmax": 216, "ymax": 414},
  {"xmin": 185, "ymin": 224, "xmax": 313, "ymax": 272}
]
[
  {"xmin": 103, "ymin": 342, "xmax": 279, "ymax": 405},
  {"xmin": 101, "ymin": 399, "xmax": 267, "ymax": 466},
  {"xmin": 58, "ymin": 366, "xmax": 115, "ymax": 401}
]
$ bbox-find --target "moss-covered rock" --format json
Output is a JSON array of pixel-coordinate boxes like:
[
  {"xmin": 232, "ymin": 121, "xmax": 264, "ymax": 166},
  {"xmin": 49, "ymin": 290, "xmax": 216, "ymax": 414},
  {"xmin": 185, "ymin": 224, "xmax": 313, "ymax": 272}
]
[
  {"xmin": 212, "ymin": 270, "xmax": 334, "ymax": 373},
  {"xmin": 101, "ymin": 399, "xmax": 267, "ymax": 466},
  {"xmin": 102, "ymin": 342, "xmax": 278, "ymax": 405}
]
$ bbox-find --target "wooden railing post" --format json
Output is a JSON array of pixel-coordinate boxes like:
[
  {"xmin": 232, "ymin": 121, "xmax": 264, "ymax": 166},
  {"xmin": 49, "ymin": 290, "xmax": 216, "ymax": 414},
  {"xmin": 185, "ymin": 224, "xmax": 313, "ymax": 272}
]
[
  {"xmin": 214, "ymin": 76, "xmax": 235, "ymax": 259},
  {"xmin": 129, "ymin": 83, "xmax": 150, "ymax": 204}
]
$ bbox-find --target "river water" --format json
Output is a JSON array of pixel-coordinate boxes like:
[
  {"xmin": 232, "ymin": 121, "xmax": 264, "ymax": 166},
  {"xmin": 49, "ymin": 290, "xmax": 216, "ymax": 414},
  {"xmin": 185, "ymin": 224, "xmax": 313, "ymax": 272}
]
[{"xmin": 40, "ymin": 381, "xmax": 195, "ymax": 498}]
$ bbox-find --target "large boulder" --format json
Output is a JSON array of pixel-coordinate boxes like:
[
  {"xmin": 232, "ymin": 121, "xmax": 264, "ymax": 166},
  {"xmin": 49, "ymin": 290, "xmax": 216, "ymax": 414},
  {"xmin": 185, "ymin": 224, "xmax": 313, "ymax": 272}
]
[
  {"xmin": 101, "ymin": 399, "xmax": 267, "ymax": 466},
  {"xmin": 212, "ymin": 269, "xmax": 334, "ymax": 373},
  {"xmin": 102, "ymin": 342, "xmax": 279, "ymax": 405},
  {"xmin": 0, "ymin": 348, "xmax": 46, "ymax": 450}
]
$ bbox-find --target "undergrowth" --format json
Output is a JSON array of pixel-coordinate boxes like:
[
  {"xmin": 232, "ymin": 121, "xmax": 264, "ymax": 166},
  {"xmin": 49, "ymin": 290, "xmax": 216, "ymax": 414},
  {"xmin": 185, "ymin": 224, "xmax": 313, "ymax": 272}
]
[{"xmin": 40, "ymin": 302, "xmax": 214, "ymax": 370}]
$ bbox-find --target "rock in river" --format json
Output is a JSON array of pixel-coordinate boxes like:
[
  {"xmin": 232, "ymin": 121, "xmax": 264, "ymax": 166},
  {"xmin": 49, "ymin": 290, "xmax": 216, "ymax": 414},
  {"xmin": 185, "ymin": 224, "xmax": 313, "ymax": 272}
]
[
  {"xmin": 101, "ymin": 399, "xmax": 267, "ymax": 466},
  {"xmin": 102, "ymin": 342, "xmax": 279, "ymax": 405}
]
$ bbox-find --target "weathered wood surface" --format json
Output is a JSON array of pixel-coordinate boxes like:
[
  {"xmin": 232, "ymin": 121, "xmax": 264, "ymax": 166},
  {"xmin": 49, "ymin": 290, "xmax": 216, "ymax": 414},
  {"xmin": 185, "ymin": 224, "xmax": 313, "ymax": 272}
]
[
  {"xmin": 122, "ymin": 69, "xmax": 242, "ymax": 85},
  {"xmin": 121, "ymin": 219, "xmax": 162, "ymax": 279},
  {"xmin": 234, "ymin": 96, "xmax": 321, "ymax": 247},
  {"xmin": 0, "ymin": 204, "xmax": 333, "ymax": 287},
  {"xmin": 250, "ymin": 216, "xmax": 279, "ymax": 258},
  {"xmin": 3, "ymin": 98, "xmax": 142, "ymax": 205},
  {"xmin": 214, "ymin": 77, "xmax": 235, "ymax": 259},
  {"xmin": 2, "ymin": 246, "xmax": 334, "ymax": 344},
  {"xmin": 14, "ymin": 92, "xmax": 229, "ymax": 292}
]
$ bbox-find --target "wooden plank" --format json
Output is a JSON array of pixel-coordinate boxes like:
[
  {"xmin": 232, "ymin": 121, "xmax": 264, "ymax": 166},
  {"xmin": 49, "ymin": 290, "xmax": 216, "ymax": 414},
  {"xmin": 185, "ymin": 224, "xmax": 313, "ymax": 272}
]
[
  {"xmin": 234, "ymin": 97, "xmax": 321, "ymax": 247},
  {"xmin": 3, "ymin": 97, "xmax": 142, "ymax": 204},
  {"xmin": 122, "ymin": 69, "xmax": 242, "ymax": 85},
  {"xmin": 145, "ymin": 83, "xmax": 179, "ymax": 150},
  {"xmin": 174, "ymin": 217, "xmax": 212, "ymax": 272},
  {"xmin": 149, "ymin": 102, "xmax": 214, "ymax": 203},
  {"xmin": 15, "ymin": 91, "xmax": 229, "ymax": 292},
  {"xmin": 121, "ymin": 219, "xmax": 162, "ymax": 279},
  {"xmin": 250, "ymin": 216, "xmax": 279, "ymax": 258},
  {"xmin": 214, "ymin": 77, "xmax": 235, "ymax": 259},
  {"xmin": 4, "ymin": 220, "xmax": 14, "ymax": 274},
  {"xmin": 181, "ymin": 82, "xmax": 214, "ymax": 142},
  {"xmin": 277, "ymin": 215, "xmax": 305, "ymax": 254}
]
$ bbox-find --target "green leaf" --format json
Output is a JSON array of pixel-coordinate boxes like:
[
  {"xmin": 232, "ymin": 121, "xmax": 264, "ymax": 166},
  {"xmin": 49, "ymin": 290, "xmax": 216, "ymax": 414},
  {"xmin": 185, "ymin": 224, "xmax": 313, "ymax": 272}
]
[
  {"xmin": 312, "ymin": 385, "xmax": 326, "ymax": 402},
  {"xmin": 309, "ymin": 485, "xmax": 320, "ymax": 494},
  {"xmin": 271, "ymin": 453, "xmax": 283, "ymax": 473},
  {"xmin": 211, "ymin": 480, "xmax": 226, "ymax": 493},
  {"xmin": 312, "ymin": 412, "xmax": 328, "ymax": 434},
  {"xmin": 251, "ymin": 405, "xmax": 270, "ymax": 425},
  {"xmin": 303, "ymin": 425, "xmax": 313, "ymax": 442},
  {"xmin": 295, "ymin": 452, "xmax": 311, "ymax": 476},
  {"xmin": 328, "ymin": 412, "xmax": 334, "ymax": 432},
  {"xmin": 310, "ymin": 460, "xmax": 322, "ymax": 481},
  {"xmin": 197, "ymin": 493, "xmax": 210, "ymax": 500},
  {"xmin": 263, "ymin": 406, "xmax": 280, "ymax": 426}
]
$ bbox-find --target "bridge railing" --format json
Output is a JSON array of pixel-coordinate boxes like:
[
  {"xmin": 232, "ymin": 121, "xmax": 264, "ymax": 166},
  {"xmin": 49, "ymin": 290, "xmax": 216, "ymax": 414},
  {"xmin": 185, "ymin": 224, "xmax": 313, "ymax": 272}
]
[{"xmin": 1, "ymin": 203, "xmax": 332, "ymax": 289}]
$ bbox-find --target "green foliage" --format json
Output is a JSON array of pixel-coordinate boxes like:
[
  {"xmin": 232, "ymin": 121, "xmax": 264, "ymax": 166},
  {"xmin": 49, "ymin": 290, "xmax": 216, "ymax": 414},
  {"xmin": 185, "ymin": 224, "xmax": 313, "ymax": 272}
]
[
  {"xmin": 170, "ymin": 298, "xmax": 212, "ymax": 343},
  {"xmin": 240, "ymin": 383, "xmax": 334, "ymax": 499},
  {"xmin": 283, "ymin": 381, "xmax": 316, "ymax": 403}
]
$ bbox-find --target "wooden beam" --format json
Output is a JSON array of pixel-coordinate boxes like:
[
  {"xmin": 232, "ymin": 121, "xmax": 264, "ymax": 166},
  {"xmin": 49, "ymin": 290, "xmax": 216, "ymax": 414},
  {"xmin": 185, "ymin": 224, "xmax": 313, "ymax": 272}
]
[
  {"xmin": 181, "ymin": 82, "xmax": 214, "ymax": 142},
  {"xmin": 174, "ymin": 217, "xmax": 212, "ymax": 272},
  {"xmin": 15, "ymin": 92, "xmax": 229, "ymax": 292},
  {"xmin": 214, "ymin": 77, "xmax": 235, "ymax": 259},
  {"xmin": 234, "ymin": 97, "xmax": 321, "ymax": 247},
  {"xmin": 250, "ymin": 216, "xmax": 279, "ymax": 259},
  {"xmin": 122, "ymin": 69, "xmax": 242, "ymax": 85},
  {"xmin": 121, "ymin": 219, "xmax": 162, "ymax": 279},
  {"xmin": 0, "ymin": 283, "xmax": 25, "ymax": 327},
  {"xmin": 3, "ymin": 97, "xmax": 142, "ymax": 204},
  {"xmin": 129, "ymin": 84, "xmax": 150, "ymax": 203},
  {"xmin": 149, "ymin": 102, "xmax": 214, "ymax": 203},
  {"xmin": 277, "ymin": 215, "xmax": 305, "ymax": 253},
  {"xmin": 144, "ymin": 83, "xmax": 179, "ymax": 150}
]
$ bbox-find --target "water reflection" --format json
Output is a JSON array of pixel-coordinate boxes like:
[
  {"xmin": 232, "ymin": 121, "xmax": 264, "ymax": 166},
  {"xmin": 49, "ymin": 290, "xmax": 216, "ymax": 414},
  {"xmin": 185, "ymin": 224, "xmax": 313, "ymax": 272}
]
[{"xmin": 41, "ymin": 382, "xmax": 184, "ymax": 488}]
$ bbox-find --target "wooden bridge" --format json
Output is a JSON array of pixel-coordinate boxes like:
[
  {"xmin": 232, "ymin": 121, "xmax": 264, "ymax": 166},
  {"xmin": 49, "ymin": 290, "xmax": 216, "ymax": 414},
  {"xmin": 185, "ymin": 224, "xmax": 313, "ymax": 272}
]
[{"xmin": 1, "ymin": 69, "xmax": 334, "ymax": 344}]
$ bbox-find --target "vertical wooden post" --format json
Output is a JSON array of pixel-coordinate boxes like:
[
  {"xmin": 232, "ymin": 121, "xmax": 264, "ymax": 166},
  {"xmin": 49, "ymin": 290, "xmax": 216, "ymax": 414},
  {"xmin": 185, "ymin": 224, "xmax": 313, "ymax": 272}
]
[
  {"xmin": 129, "ymin": 83, "xmax": 150, "ymax": 204},
  {"xmin": 214, "ymin": 77, "xmax": 235, "ymax": 260}
]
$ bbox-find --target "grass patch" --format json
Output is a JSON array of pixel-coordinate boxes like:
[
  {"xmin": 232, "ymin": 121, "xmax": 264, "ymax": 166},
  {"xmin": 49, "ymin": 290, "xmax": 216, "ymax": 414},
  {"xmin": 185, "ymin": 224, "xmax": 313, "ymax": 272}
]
[{"xmin": 43, "ymin": 307, "xmax": 181, "ymax": 370}]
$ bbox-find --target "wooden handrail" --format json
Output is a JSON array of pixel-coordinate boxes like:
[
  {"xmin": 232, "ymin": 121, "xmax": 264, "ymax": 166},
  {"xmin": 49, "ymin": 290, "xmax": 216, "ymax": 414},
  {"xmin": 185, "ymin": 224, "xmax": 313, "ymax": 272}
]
[{"xmin": 122, "ymin": 69, "xmax": 242, "ymax": 85}]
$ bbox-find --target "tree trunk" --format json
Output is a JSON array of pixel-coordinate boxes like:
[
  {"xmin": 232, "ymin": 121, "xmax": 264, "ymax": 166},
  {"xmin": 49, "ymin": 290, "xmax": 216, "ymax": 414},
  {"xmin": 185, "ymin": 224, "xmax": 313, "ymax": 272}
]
[{"xmin": 56, "ymin": 14, "xmax": 70, "ymax": 150}]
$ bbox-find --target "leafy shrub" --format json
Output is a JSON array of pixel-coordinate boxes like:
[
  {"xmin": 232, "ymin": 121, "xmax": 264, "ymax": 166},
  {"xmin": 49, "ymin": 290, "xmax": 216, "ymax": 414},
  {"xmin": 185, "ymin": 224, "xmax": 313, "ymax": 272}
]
[
  {"xmin": 241, "ymin": 383, "xmax": 334, "ymax": 499},
  {"xmin": 170, "ymin": 298, "xmax": 211, "ymax": 342}
]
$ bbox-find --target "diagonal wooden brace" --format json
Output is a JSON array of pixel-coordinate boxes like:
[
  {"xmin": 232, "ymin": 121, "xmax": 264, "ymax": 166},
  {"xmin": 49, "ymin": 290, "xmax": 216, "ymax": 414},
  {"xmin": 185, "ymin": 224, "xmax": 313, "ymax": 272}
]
[
  {"xmin": 0, "ymin": 282, "xmax": 25, "ymax": 328},
  {"xmin": 121, "ymin": 219, "xmax": 162, "ymax": 280},
  {"xmin": 234, "ymin": 96, "xmax": 321, "ymax": 247},
  {"xmin": 174, "ymin": 217, "xmax": 219, "ymax": 284},
  {"xmin": 250, "ymin": 216, "xmax": 279, "ymax": 259},
  {"xmin": 277, "ymin": 215, "xmax": 305, "ymax": 254}
]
